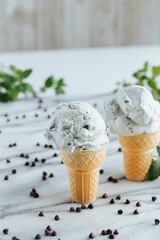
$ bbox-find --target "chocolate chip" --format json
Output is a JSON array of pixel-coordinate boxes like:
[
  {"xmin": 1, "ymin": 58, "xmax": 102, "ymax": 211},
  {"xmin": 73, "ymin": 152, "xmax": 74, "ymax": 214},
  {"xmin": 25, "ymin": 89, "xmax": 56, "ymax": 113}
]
[
  {"xmin": 43, "ymin": 171, "xmax": 47, "ymax": 176},
  {"xmin": 102, "ymin": 193, "xmax": 108, "ymax": 198},
  {"xmin": 84, "ymin": 125, "xmax": 89, "ymax": 129},
  {"xmin": 81, "ymin": 204, "xmax": 87, "ymax": 209},
  {"xmin": 12, "ymin": 236, "xmax": 19, "ymax": 240},
  {"xmin": 4, "ymin": 175, "xmax": 9, "ymax": 180},
  {"xmin": 4, "ymin": 113, "xmax": 8, "ymax": 117},
  {"xmin": 25, "ymin": 161, "xmax": 30, "ymax": 166},
  {"xmin": 118, "ymin": 147, "xmax": 122, "ymax": 152},
  {"xmin": 116, "ymin": 195, "xmax": 121, "ymax": 200},
  {"xmin": 47, "ymin": 225, "xmax": 52, "ymax": 231},
  {"xmin": 133, "ymin": 209, "xmax": 139, "ymax": 215},
  {"xmin": 49, "ymin": 145, "xmax": 53, "ymax": 148},
  {"xmin": 41, "ymin": 159, "xmax": 46, "ymax": 163},
  {"xmin": 88, "ymin": 204, "xmax": 93, "ymax": 209},
  {"xmin": 31, "ymin": 162, "xmax": 36, "ymax": 167},
  {"xmin": 109, "ymin": 234, "xmax": 115, "ymax": 239},
  {"xmin": 53, "ymin": 153, "xmax": 58, "ymax": 157},
  {"xmin": 44, "ymin": 108, "xmax": 47, "ymax": 112},
  {"xmin": 34, "ymin": 192, "xmax": 39, "ymax": 198},
  {"xmin": 35, "ymin": 234, "xmax": 41, "ymax": 239},
  {"xmin": 106, "ymin": 229, "xmax": 112, "ymax": 235},
  {"xmin": 15, "ymin": 116, "xmax": 19, "ymax": 119},
  {"xmin": 110, "ymin": 198, "xmax": 115, "ymax": 204},
  {"xmin": 35, "ymin": 114, "xmax": 39, "ymax": 118},
  {"xmin": 117, "ymin": 209, "xmax": 123, "ymax": 215},
  {"xmin": 6, "ymin": 159, "xmax": 11, "ymax": 163},
  {"xmin": 112, "ymin": 178, "xmax": 118, "ymax": 183},
  {"xmin": 20, "ymin": 153, "xmax": 25, "ymax": 157},
  {"xmin": 3, "ymin": 228, "xmax": 9, "ymax": 235},
  {"xmin": 54, "ymin": 215, "xmax": 60, "ymax": 221},
  {"xmin": 6, "ymin": 118, "xmax": 10, "ymax": 122},
  {"xmin": 108, "ymin": 176, "xmax": 113, "ymax": 182},
  {"xmin": 36, "ymin": 142, "xmax": 40, "ymax": 146},
  {"xmin": 124, "ymin": 199, "xmax": 130, "ymax": 204},
  {"xmin": 89, "ymin": 232, "xmax": 95, "ymax": 238},
  {"xmin": 45, "ymin": 229, "xmax": 51, "ymax": 236},
  {"xmin": 113, "ymin": 229, "xmax": 119, "ymax": 235},
  {"xmin": 38, "ymin": 99, "xmax": 43, "ymax": 104},
  {"xmin": 13, "ymin": 143, "xmax": 17, "ymax": 147},
  {"xmin": 34, "ymin": 158, "xmax": 39, "ymax": 162},
  {"xmin": 25, "ymin": 154, "xmax": 29, "ymax": 158},
  {"xmin": 22, "ymin": 115, "xmax": 26, "ymax": 118},
  {"xmin": 152, "ymin": 196, "xmax": 157, "ymax": 202},
  {"xmin": 47, "ymin": 115, "xmax": 51, "ymax": 119},
  {"xmin": 69, "ymin": 207, "xmax": 75, "ymax": 212},
  {"xmin": 12, "ymin": 169, "xmax": 17, "ymax": 174},
  {"xmin": 30, "ymin": 188, "xmax": 39, "ymax": 198},
  {"xmin": 136, "ymin": 202, "xmax": 141, "ymax": 207},
  {"xmin": 49, "ymin": 173, "xmax": 54, "ymax": 178},
  {"xmin": 42, "ymin": 175, "xmax": 47, "ymax": 181},
  {"xmin": 51, "ymin": 231, "xmax": 57, "ymax": 236},
  {"xmin": 76, "ymin": 207, "xmax": 81, "ymax": 213},
  {"xmin": 101, "ymin": 230, "xmax": 107, "ymax": 235},
  {"xmin": 39, "ymin": 211, "xmax": 44, "ymax": 217},
  {"xmin": 100, "ymin": 169, "xmax": 104, "ymax": 174},
  {"xmin": 155, "ymin": 219, "xmax": 160, "ymax": 225},
  {"xmin": 8, "ymin": 144, "xmax": 12, "ymax": 147}
]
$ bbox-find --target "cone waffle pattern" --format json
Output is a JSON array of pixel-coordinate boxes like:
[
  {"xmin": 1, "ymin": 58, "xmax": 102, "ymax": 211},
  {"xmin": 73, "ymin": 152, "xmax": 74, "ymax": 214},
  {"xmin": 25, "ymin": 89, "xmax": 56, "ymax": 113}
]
[
  {"xmin": 118, "ymin": 131, "xmax": 160, "ymax": 182},
  {"xmin": 61, "ymin": 147, "xmax": 106, "ymax": 204}
]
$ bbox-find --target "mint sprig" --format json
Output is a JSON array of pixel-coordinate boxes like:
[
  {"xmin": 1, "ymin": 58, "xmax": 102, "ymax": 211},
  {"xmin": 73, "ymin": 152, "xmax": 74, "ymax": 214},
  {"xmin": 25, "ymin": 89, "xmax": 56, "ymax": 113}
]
[
  {"xmin": 41, "ymin": 76, "xmax": 66, "ymax": 95},
  {"xmin": 148, "ymin": 146, "xmax": 160, "ymax": 181}
]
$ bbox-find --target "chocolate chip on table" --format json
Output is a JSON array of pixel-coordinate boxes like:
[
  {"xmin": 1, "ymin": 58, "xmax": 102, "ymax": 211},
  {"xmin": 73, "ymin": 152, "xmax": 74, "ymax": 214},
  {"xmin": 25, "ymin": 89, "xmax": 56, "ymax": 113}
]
[
  {"xmin": 6, "ymin": 159, "xmax": 11, "ymax": 163},
  {"xmin": 6, "ymin": 118, "xmax": 10, "ymax": 122},
  {"xmin": 155, "ymin": 219, "xmax": 160, "ymax": 225},
  {"xmin": 100, "ymin": 169, "xmax": 104, "ymax": 174},
  {"xmin": 89, "ymin": 232, "xmax": 95, "ymax": 239},
  {"xmin": 112, "ymin": 178, "xmax": 118, "ymax": 183},
  {"xmin": 136, "ymin": 202, "xmax": 141, "ymax": 207},
  {"xmin": 102, "ymin": 193, "xmax": 108, "ymax": 198},
  {"xmin": 45, "ymin": 229, "xmax": 51, "ymax": 236},
  {"xmin": 69, "ymin": 207, "xmax": 75, "ymax": 212},
  {"xmin": 34, "ymin": 158, "xmax": 39, "ymax": 162},
  {"xmin": 38, "ymin": 99, "xmax": 43, "ymax": 104},
  {"xmin": 12, "ymin": 169, "xmax": 17, "ymax": 174},
  {"xmin": 4, "ymin": 113, "xmax": 8, "ymax": 117},
  {"xmin": 54, "ymin": 215, "xmax": 60, "ymax": 221},
  {"xmin": 117, "ymin": 209, "xmax": 123, "ymax": 215},
  {"xmin": 88, "ymin": 204, "xmax": 94, "ymax": 209},
  {"xmin": 51, "ymin": 230, "xmax": 57, "ymax": 236},
  {"xmin": 36, "ymin": 142, "xmax": 40, "ymax": 146},
  {"xmin": 152, "ymin": 196, "xmax": 157, "ymax": 202},
  {"xmin": 109, "ymin": 234, "xmax": 115, "ymax": 239},
  {"xmin": 80, "ymin": 204, "xmax": 87, "ymax": 209},
  {"xmin": 106, "ymin": 229, "xmax": 112, "ymax": 235},
  {"xmin": 53, "ymin": 153, "xmax": 58, "ymax": 157},
  {"xmin": 47, "ymin": 115, "xmax": 51, "ymax": 119},
  {"xmin": 49, "ymin": 145, "xmax": 53, "ymax": 148},
  {"xmin": 49, "ymin": 173, "xmax": 54, "ymax": 178},
  {"xmin": 61, "ymin": 160, "xmax": 64, "ymax": 164},
  {"xmin": 84, "ymin": 125, "xmax": 89, "ymax": 129},
  {"xmin": 76, "ymin": 207, "xmax": 81, "ymax": 213},
  {"xmin": 30, "ymin": 188, "xmax": 39, "ymax": 198},
  {"xmin": 108, "ymin": 176, "xmax": 113, "ymax": 182},
  {"xmin": 31, "ymin": 162, "xmax": 36, "ymax": 167},
  {"xmin": 118, "ymin": 147, "xmax": 122, "ymax": 152},
  {"xmin": 25, "ymin": 161, "xmax": 30, "ymax": 166},
  {"xmin": 15, "ymin": 116, "xmax": 19, "ymax": 119},
  {"xmin": 3, "ymin": 228, "xmax": 9, "ymax": 235},
  {"xmin": 22, "ymin": 114, "xmax": 26, "ymax": 118},
  {"xmin": 35, "ymin": 234, "xmax": 41, "ymax": 239},
  {"xmin": 116, "ymin": 195, "xmax": 121, "ymax": 200},
  {"xmin": 47, "ymin": 225, "xmax": 52, "ymax": 231},
  {"xmin": 101, "ymin": 230, "xmax": 107, "ymax": 235},
  {"xmin": 12, "ymin": 237, "xmax": 19, "ymax": 240},
  {"xmin": 13, "ymin": 143, "xmax": 17, "ymax": 147},
  {"xmin": 35, "ymin": 113, "xmax": 39, "ymax": 118},
  {"xmin": 41, "ymin": 159, "xmax": 46, "ymax": 163},
  {"xmin": 113, "ymin": 229, "xmax": 119, "ymax": 235},
  {"xmin": 39, "ymin": 211, "xmax": 44, "ymax": 217},
  {"xmin": 133, "ymin": 209, "xmax": 139, "ymax": 215},
  {"xmin": 43, "ymin": 171, "xmax": 47, "ymax": 176},
  {"xmin": 20, "ymin": 153, "xmax": 25, "ymax": 157},
  {"xmin": 42, "ymin": 175, "xmax": 47, "ymax": 181},
  {"xmin": 44, "ymin": 144, "xmax": 48, "ymax": 148},
  {"xmin": 109, "ymin": 198, "xmax": 115, "ymax": 204},
  {"xmin": 124, "ymin": 199, "xmax": 130, "ymax": 204},
  {"xmin": 25, "ymin": 154, "xmax": 29, "ymax": 159},
  {"xmin": 4, "ymin": 175, "xmax": 9, "ymax": 181}
]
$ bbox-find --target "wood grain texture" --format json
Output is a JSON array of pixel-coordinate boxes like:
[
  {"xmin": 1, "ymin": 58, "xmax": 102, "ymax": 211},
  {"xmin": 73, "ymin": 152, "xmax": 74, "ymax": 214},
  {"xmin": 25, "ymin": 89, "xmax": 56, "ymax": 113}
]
[{"xmin": 0, "ymin": 0, "xmax": 160, "ymax": 51}]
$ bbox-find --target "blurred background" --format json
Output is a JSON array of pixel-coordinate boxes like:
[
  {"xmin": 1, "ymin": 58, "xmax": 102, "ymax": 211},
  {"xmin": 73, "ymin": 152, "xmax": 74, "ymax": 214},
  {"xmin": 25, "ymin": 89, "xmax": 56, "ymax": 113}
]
[{"xmin": 0, "ymin": 0, "xmax": 160, "ymax": 52}]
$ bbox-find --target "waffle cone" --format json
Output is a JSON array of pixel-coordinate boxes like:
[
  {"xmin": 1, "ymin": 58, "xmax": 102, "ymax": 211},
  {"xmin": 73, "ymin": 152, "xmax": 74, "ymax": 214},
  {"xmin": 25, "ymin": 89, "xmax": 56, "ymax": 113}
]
[
  {"xmin": 118, "ymin": 130, "xmax": 160, "ymax": 182},
  {"xmin": 61, "ymin": 147, "xmax": 106, "ymax": 204}
]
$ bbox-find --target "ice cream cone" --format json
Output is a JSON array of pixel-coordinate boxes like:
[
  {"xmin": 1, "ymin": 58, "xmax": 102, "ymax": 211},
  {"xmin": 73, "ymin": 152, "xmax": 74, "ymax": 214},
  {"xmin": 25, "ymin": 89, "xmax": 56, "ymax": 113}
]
[
  {"xmin": 61, "ymin": 147, "xmax": 106, "ymax": 204},
  {"xmin": 118, "ymin": 130, "xmax": 160, "ymax": 182}
]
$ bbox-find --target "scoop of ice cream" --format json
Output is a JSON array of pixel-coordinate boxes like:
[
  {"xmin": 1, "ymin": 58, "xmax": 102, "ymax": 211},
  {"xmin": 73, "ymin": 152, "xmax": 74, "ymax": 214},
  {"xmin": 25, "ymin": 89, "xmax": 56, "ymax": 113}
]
[
  {"xmin": 105, "ymin": 85, "xmax": 160, "ymax": 136},
  {"xmin": 45, "ymin": 102, "xmax": 108, "ymax": 152}
]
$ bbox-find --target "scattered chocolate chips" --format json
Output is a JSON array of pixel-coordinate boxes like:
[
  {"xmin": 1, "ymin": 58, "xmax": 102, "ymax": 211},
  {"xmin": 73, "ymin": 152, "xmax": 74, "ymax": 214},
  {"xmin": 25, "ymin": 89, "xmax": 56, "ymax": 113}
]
[
  {"xmin": 22, "ymin": 115, "xmax": 26, "ymax": 118},
  {"xmin": 4, "ymin": 175, "xmax": 9, "ymax": 181},
  {"xmin": 43, "ymin": 171, "xmax": 47, "ymax": 176},
  {"xmin": 35, "ymin": 113, "xmax": 39, "ymax": 118},
  {"xmin": 110, "ymin": 198, "xmax": 115, "ymax": 204},
  {"xmin": 76, "ymin": 207, "xmax": 81, "ymax": 213},
  {"xmin": 101, "ymin": 230, "xmax": 107, "ymax": 235},
  {"xmin": 113, "ymin": 229, "xmax": 119, "ymax": 235},
  {"xmin": 118, "ymin": 147, "xmax": 122, "ymax": 152},
  {"xmin": 45, "ymin": 229, "xmax": 51, "ymax": 236},
  {"xmin": 88, "ymin": 203, "xmax": 93, "ymax": 209},
  {"xmin": 136, "ymin": 202, "xmax": 141, "ymax": 207},
  {"xmin": 47, "ymin": 225, "xmax": 52, "ymax": 231},
  {"xmin": 41, "ymin": 159, "xmax": 46, "ymax": 163},
  {"xmin": 20, "ymin": 153, "xmax": 25, "ymax": 157},
  {"xmin": 116, "ymin": 194, "xmax": 121, "ymax": 200},
  {"xmin": 89, "ymin": 232, "xmax": 95, "ymax": 239},
  {"xmin": 124, "ymin": 199, "xmax": 130, "ymax": 204},
  {"xmin": 30, "ymin": 188, "xmax": 39, "ymax": 198},
  {"xmin": 36, "ymin": 142, "xmax": 40, "ymax": 146},
  {"xmin": 6, "ymin": 118, "xmax": 10, "ymax": 122},
  {"xmin": 49, "ymin": 145, "xmax": 53, "ymax": 148},
  {"xmin": 12, "ymin": 236, "xmax": 19, "ymax": 240},
  {"xmin": 6, "ymin": 159, "xmax": 11, "ymax": 163},
  {"xmin": 25, "ymin": 161, "xmax": 30, "ymax": 166},
  {"xmin": 3, "ymin": 228, "xmax": 9, "ymax": 235},
  {"xmin": 112, "ymin": 178, "xmax": 118, "ymax": 183},
  {"xmin": 38, "ymin": 99, "xmax": 43, "ymax": 104},
  {"xmin": 34, "ymin": 157, "xmax": 39, "ymax": 162},
  {"xmin": 102, "ymin": 193, "xmax": 108, "ymax": 198},
  {"xmin": 12, "ymin": 169, "xmax": 17, "ymax": 174},
  {"xmin": 69, "ymin": 207, "xmax": 75, "ymax": 212},
  {"xmin": 108, "ymin": 176, "xmax": 113, "ymax": 182},
  {"xmin": 44, "ymin": 144, "xmax": 48, "ymax": 148},
  {"xmin": 42, "ymin": 175, "xmax": 47, "ymax": 181},
  {"xmin": 31, "ymin": 162, "xmax": 36, "ymax": 167},
  {"xmin": 47, "ymin": 115, "xmax": 51, "ymax": 119},
  {"xmin": 53, "ymin": 153, "xmax": 58, "ymax": 157},
  {"xmin": 49, "ymin": 173, "xmax": 54, "ymax": 178},
  {"xmin": 81, "ymin": 204, "xmax": 87, "ymax": 209},
  {"xmin": 152, "ymin": 196, "xmax": 157, "ymax": 202},
  {"xmin": 51, "ymin": 231, "xmax": 57, "ymax": 236},
  {"xmin": 133, "ymin": 209, "xmax": 139, "ymax": 215},
  {"xmin": 54, "ymin": 215, "xmax": 60, "ymax": 221},
  {"xmin": 4, "ymin": 113, "xmax": 8, "ymax": 117},
  {"xmin": 117, "ymin": 209, "xmax": 123, "ymax": 215},
  {"xmin": 15, "ymin": 116, "xmax": 19, "ymax": 119},
  {"xmin": 35, "ymin": 234, "xmax": 41, "ymax": 239},
  {"xmin": 155, "ymin": 219, "xmax": 160, "ymax": 225},
  {"xmin": 100, "ymin": 169, "xmax": 104, "ymax": 174},
  {"xmin": 109, "ymin": 234, "xmax": 115, "ymax": 239},
  {"xmin": 106, "ymin": 229, "xmax": 112, "ymax": 235},
  {"xmin": 39, "ymin": 211, "xmax": 44, "ymax": 217}
]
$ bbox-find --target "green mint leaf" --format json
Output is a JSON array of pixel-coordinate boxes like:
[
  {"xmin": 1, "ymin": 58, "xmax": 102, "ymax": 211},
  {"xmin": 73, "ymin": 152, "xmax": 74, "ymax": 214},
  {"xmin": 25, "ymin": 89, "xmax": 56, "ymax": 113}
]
[
  {"xmin": 152, "ymin": 66, "xmax": 160, "ymax": 78},
  {"xmin": 45, "ymin": 76, "xmax": 54, "ymax": 88},
  {"xmin": 147, "ymin": 159, "xmax": 160, "ymax": 181},
  {"xmin": 148, "ymin": 79, "xmax": 157, "ymax": 90},
  {"xmin": 157, "ymin": 146, "xmax": 160, "ymax": 156},
  {"xmin": 143, "ymin": 62, "xmax": 148, "ymax": 71},
  {"xmin": 10, "ymin": 65, "xmax": 18, "ymax": 73},
  {"xmin": 20, "ymin": 69, "xmax": 32, "ymax": 79}
]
